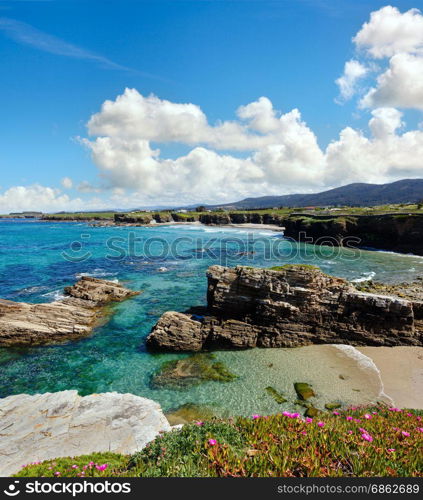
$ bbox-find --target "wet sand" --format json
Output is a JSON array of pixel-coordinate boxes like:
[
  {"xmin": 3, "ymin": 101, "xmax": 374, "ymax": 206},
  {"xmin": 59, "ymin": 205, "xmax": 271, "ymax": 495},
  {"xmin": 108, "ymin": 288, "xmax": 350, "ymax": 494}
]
[{"xmin": 358, "ymin": 346, "xmax": 423, "ymax": 409}]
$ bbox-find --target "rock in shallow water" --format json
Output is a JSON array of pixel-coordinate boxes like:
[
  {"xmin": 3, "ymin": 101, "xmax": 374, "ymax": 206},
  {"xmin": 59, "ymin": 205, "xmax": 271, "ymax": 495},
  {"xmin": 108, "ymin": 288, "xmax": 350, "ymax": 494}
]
[
  {"xmin": 0, "ymin": 391, "xmax": 171, "ymax": 476},
  {"xmin": 147, "ymin": 265, "xmax": 423, "ymax": 351},
  {"xmin": 0, "ymin": 277, "xmax": 139, "ymax": 346}
]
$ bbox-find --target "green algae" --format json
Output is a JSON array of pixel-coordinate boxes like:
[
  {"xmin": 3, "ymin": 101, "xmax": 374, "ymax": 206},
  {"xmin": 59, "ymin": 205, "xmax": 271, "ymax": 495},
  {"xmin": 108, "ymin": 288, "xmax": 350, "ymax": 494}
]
[
  {"xmin": 265, "ymin": 386, "xmax": 287, "ymax": 404},
  {"xmin": 294, "ymin": 382, "xmax": 316, "ymax": 400}
]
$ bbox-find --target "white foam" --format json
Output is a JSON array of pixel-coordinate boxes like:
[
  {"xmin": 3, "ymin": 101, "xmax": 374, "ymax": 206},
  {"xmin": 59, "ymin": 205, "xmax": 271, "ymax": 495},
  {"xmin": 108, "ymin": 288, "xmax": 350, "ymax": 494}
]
[
  {"xmin": 42, "ymin": 290, "xmax": 65, "ymax": 302},
  {"xmin": 333, "ymin": 344, "xmax": 394, "ymax": 405},
  {"xmin": 351, "ymin": 271, "xmax": 376, "ymax": 283}
]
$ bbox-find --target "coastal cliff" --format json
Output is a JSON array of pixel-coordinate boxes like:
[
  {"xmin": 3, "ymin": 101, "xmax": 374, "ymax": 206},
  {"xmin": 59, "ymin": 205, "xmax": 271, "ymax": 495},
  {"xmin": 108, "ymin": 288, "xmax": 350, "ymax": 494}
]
[
  {"xmin": 0, "ymin": 277, "xmax": 139, "ymax": 346},
  {"xmin": 147, "ymin": 265, "xmax": 423, "ymax": 351}
]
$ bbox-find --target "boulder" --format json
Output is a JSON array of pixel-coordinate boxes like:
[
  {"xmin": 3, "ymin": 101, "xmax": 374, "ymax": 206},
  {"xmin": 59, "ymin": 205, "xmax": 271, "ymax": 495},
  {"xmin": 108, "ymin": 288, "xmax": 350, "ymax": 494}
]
[
  {"xmin": 0, "ymin": 277, "xmax": 139, "ymax": 346},
  {"xmin": 0, "ymin": 391, "xmax": 171, "ymax": 476},
  {"xmin": 147, "ymin": 265, "xmax": 423, "ymax": 351}
]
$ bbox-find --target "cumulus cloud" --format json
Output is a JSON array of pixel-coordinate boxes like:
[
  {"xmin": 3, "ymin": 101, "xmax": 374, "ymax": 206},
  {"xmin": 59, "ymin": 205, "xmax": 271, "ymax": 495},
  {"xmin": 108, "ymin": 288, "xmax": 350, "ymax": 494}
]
[
  {"xmin": 78, "ymin": 88, "xmax": 423, "ymax": 205},
  {"xmin": 61, "ymin": 177, "xmax": 73, "ymax": 189},
  {"xmin": 338, "ymin": 6, "xmax": 423, "ymax": 110},
  {"xmin": 353, "ymin": 6, "xmax": 423, "ymax": 58},
  {"xmin": 0, "ymin": 185, "xmax": 82, "ymax": 213},
  {"xmin": 335, "ymin": 60, "xmax": 369, "ymax": 101}
]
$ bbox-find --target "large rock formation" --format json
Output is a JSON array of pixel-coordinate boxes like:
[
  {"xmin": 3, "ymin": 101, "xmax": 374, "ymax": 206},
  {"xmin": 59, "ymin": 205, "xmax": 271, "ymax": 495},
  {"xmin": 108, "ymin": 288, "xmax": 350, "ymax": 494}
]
[
  {"xmin": 0, "ymin": 277, "xmax": 139, "ymax": 346},
  {"xmin": 147, "ymin": 265, "xmax": 423, "ymax": 351},
  {"xmin": 0, "ymin": 391, "xmax": 171, "ymax": 476}
]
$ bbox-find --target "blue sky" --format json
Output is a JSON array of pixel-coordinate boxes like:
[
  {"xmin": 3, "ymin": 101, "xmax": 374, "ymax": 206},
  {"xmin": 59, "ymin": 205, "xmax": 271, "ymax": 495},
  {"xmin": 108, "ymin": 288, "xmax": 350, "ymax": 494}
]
[{"xmin": 0, "ymin": 0, "xmax": 422, "ymax": 211}]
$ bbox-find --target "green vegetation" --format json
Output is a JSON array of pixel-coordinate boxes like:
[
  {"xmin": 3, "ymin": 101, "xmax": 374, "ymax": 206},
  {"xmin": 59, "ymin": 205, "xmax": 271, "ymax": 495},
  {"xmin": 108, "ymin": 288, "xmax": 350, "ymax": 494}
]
[
  {"xmin": 42, "ymin": 212, "xmax": 116, "ymax": 220},
  {"xmin": 265, "ymin": 386, "xmax": 287, "ymax": 404},
  {"xmin": 270, "ymin": 264, "xmax": 320, "ymax": 272},
  {"xmin": 16, "ymin": 406, "xmax": 423, "ymax": 477}
]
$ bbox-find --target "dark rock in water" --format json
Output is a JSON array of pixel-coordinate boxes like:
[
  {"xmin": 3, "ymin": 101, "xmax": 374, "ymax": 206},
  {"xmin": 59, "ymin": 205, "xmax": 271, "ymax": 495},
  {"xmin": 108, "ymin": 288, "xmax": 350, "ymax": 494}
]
[
  {"xmin": 294, "ymin": 382, "xmax": 315, "ymax": 400},
  {"xmin": 147, "ymin": 265, "xmax": 423, "ymax": 351},
  {"xmin": 325, "ymin": 402, "xmax": 342, "ymax": 410},
  {"xmin": 0, "ymin": 277, "xmax": 139, "ymax": 346},
  {"xmin": 165, "ymin": 403, "xmax": 216, "ymax": 426},
  {"xmin": 150, "ymin": 353, "xmax": 237, "ymax": 389},
  {"xmin": 304, "ymin": 406, "xmax": 320, "ymax": 418},
  {"xmin": 265, "ymin": 386, "xmax": 287, "ymax": 404}
]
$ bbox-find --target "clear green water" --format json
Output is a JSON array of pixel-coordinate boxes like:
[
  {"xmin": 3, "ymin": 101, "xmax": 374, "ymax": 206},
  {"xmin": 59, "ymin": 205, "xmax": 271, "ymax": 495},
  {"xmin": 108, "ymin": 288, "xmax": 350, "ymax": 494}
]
[{"xmin": 1, "ymin": 220, "xmax": 422, "ymax": 415}]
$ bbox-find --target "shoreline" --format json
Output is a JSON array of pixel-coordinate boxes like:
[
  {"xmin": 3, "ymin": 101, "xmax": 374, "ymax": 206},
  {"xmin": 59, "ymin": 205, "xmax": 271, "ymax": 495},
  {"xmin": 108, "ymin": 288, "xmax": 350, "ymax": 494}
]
[{"xmin": 357, "ymin": 346, "xmax": 423, "ymax": 409}]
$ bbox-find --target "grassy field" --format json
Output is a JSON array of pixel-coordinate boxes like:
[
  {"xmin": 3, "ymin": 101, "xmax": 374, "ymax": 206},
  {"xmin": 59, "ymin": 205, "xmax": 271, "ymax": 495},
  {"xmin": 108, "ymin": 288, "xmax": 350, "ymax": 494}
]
[{"xmin": 15, "ymin": 406, "xmax": 422, "ymax": 477}]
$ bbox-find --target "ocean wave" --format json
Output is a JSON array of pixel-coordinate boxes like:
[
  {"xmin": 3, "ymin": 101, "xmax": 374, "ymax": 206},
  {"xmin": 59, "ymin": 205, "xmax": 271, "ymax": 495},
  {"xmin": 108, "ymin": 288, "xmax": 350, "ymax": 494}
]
[
  {"xmin": 41, "ymin": 290, "xmax": 65, "ymax": 302},
  {"xmin": 75, "ymin": 268, "xmax": 118, "ymax": 278},
  {"xmin": 333, "ymin": 345, "xmax": 394, "ymax": 405},
  {"xmin": 351, "ymin": 271, "xmax": 376, "ymax": 283}
]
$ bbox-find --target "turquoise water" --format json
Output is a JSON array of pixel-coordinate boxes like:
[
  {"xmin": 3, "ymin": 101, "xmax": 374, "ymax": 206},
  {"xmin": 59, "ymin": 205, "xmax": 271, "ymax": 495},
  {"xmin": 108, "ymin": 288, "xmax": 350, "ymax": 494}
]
[{"xmin": 1, "ymin": 219, "xmax": 422, "ymax": 415}]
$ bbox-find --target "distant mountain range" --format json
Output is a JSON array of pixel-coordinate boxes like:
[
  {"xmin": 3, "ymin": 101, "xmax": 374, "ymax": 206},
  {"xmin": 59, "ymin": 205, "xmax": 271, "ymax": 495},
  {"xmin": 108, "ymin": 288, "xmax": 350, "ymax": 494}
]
[{"xmin": 207, "ymin": 179, "xmax": 423, "ymax": 210}]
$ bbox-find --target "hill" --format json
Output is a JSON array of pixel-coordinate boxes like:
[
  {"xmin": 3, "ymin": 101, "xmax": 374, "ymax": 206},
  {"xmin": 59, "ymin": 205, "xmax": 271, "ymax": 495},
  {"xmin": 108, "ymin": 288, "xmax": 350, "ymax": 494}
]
[{"xmin": 210, "ymin": 179, "xmax": 423, "ymax": 209}]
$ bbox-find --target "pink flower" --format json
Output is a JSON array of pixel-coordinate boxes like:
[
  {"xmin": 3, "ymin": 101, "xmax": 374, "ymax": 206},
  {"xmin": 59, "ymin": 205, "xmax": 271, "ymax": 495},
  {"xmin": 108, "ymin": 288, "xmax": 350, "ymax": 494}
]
[
  {"xmin": 359, "ymin": 427, "xmax": 366, "ymax": 433},
  {"xmin": 393, "ymin": 427, "xmax": 399, "ymax": 431},
  {"xmin": 305, "ymin": 417, "xmax": 313, "ymax": 423},
  {"xmin": 252, "ymin": 415, "xmax": 260, "ymax": 419},
  {"xmin": 401, "ymin": 431, "xmax": 410, "ymax": 437},
  {"xmin": 195, "ymin": 421, "xmax": 204, "ymax": 426},
  {"xmin": 388, "ymin": 408, "xmax": 402, "ymax": 412},
  {"xmin": 54, "ymin": 472, "xmax": 61, "ymax": 476},
  {"xmin": 417, "ymin": 428, "xmax": 423, "ymax": 433},
  {"xmin": 301, "ymin": 431, "xmax": 307, "ymax": 435},
  {"xmin": 71, "ymin": 465, "xmax": 78, "ymax": 469},
  {"xmin": 354, "ymin": 419, "xmax": 361, "ymax": 423},
  {"xmin": 208, "ymin": 439, "xmax": 217, "ymax": 446},
  {"xmin": 290, "ymin": 413, "xmax": 300, "ymax": 419},
  {"xmin": 372, "ymin": 411, "xmax": 377, "ymax": 414},
  {"xmin": 364, "ymin": 414, "xmax": 372, "ymax": 420},
  {"xmin": 332, "ymin": 411, "xmax": 340, "ymax": 415},
  {"xmin": 282, "ymin": 411, "xmax": 291, "ymax": 417},
  {"xmin": 407, "ymin": 413, "xmax": 413, "ymax": 417},
  {"xmin": 347, "ymin": 430, "xmax": 353, "ymax": 435},
  {"xmin": 88, "ymin": 461, "xmax": 94, "ymax": 467},
  {"xmin": 346, "ymin": 416, "xmax": 353, "ymax": 421},
  {"xmin": 387, "ymin": 448, "xmax": 396, "ymax": 453},
  {"xmin": 95, "ymin": 464, "xmax": 108, "ymax": 472},
  {"xmin": 361, "ymin": 433, "xmax": 373, "ymax": 442},
  {"xmin": 317, "ymin": 421, "xmax": 325, "ymax": 428}
]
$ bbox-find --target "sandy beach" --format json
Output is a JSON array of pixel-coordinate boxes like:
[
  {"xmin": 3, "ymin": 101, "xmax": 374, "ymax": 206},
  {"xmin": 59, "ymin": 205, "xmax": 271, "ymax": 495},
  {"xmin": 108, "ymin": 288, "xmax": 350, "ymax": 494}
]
[{"xmin": 358, "ymin": 346, "xmax": 423, "ymax": 409}]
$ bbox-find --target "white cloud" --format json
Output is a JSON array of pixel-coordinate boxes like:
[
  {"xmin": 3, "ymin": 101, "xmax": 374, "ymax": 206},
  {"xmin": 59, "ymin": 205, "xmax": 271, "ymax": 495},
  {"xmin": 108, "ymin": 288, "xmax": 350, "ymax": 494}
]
[
  {"xmin": 78, "ymin": 89, "xmax": 423, "ymax": 205},
  {"xmin": 335, "ymin": 60, "xmax": 369, "ymax": 101},
  {"xmin": 360, "ymin": 53, "xmax": 423, "ymax": 110},
  {"xmin": 340, "ymin": 6, "xmax": 423, "ymax": 111},
  {"xmin": 353, "ymin": 6, "xmax": 423, "ymax": 58},
  {"xmin": 0, "ymin": 185, "xmax": 82, "ymax": 213},
  {"xmin": 61, "ymin": 177, "xmax": 73, "ymax": 189}
]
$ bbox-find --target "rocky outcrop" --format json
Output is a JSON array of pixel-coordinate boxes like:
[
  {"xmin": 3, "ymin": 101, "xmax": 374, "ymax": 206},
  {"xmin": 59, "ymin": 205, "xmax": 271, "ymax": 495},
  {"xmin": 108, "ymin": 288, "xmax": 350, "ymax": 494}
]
[
  {"xmin": 0, "ymin": 391, "xmax": 171, "ymax": 476},
  {"xmin": 0, "ymin": 277, "xmax": 139, "ymax": 346},
  {"xmin": 114, "ymin": 213, "xmax": 153, "ymax": 224},
  {"xmin": 147, "ymin": 265, "xmax": 423, "ymax": 351}
]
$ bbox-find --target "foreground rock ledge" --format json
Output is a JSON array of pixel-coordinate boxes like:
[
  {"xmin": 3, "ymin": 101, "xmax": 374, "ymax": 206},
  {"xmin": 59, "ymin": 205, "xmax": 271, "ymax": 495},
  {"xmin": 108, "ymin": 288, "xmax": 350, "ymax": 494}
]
[
  {"xmin": 0, "ymin": 391, "xmax": 171, "ymax": 476},
  {"xmin": 0, "ymin": 276, "xmax": 139, "ymax": 346},
  {"xmin": 147, "ymin": 265, "xmax": 423, "ymax": 351}
]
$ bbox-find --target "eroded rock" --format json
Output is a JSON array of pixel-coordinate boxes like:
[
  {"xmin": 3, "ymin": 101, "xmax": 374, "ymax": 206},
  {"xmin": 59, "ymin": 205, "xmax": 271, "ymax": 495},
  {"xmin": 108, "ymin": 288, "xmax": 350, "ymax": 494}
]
[
  {"xmin": 147, "ymin": 265, "xmax": 423, "ymax": 351},
  {"xmin": 0, "ymin": 277, "xmax": 139, "ymax": 346},
  {"xmin": 0, "ymin": 391, "xmax": 171, "ymax": 476}
]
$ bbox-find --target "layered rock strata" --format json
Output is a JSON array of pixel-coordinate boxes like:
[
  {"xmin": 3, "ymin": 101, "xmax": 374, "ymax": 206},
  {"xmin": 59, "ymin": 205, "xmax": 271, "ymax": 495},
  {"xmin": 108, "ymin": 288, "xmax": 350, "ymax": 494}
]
[
  {"xmin": 147, "ymin": 265, "xmax": 423, "ymax": 351},
  {"xmin": 0, "ymin": 277, "xmax": 138, "ymax": 346}
]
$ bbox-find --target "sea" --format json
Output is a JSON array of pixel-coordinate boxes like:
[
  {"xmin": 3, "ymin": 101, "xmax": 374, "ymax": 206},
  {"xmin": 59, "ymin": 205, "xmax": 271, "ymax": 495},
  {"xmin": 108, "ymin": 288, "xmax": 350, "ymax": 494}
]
[{"xmin": 1, "ymin": 218, "xmax": 422, "ymax": 416}]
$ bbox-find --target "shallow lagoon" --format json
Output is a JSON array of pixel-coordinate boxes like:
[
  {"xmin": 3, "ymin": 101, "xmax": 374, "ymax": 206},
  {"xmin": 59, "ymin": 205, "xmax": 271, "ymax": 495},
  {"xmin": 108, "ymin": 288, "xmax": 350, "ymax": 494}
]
[{"xmin": 1, "ymin": 220, "xmax": 422, "ymax": 415}]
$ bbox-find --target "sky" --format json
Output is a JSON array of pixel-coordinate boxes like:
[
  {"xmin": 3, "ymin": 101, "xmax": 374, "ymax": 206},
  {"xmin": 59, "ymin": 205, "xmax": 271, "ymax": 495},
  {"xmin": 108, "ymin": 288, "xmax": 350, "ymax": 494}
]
[{"xmin": 0, "ymin": 0, "xmax": 422, "ymax": 212}]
